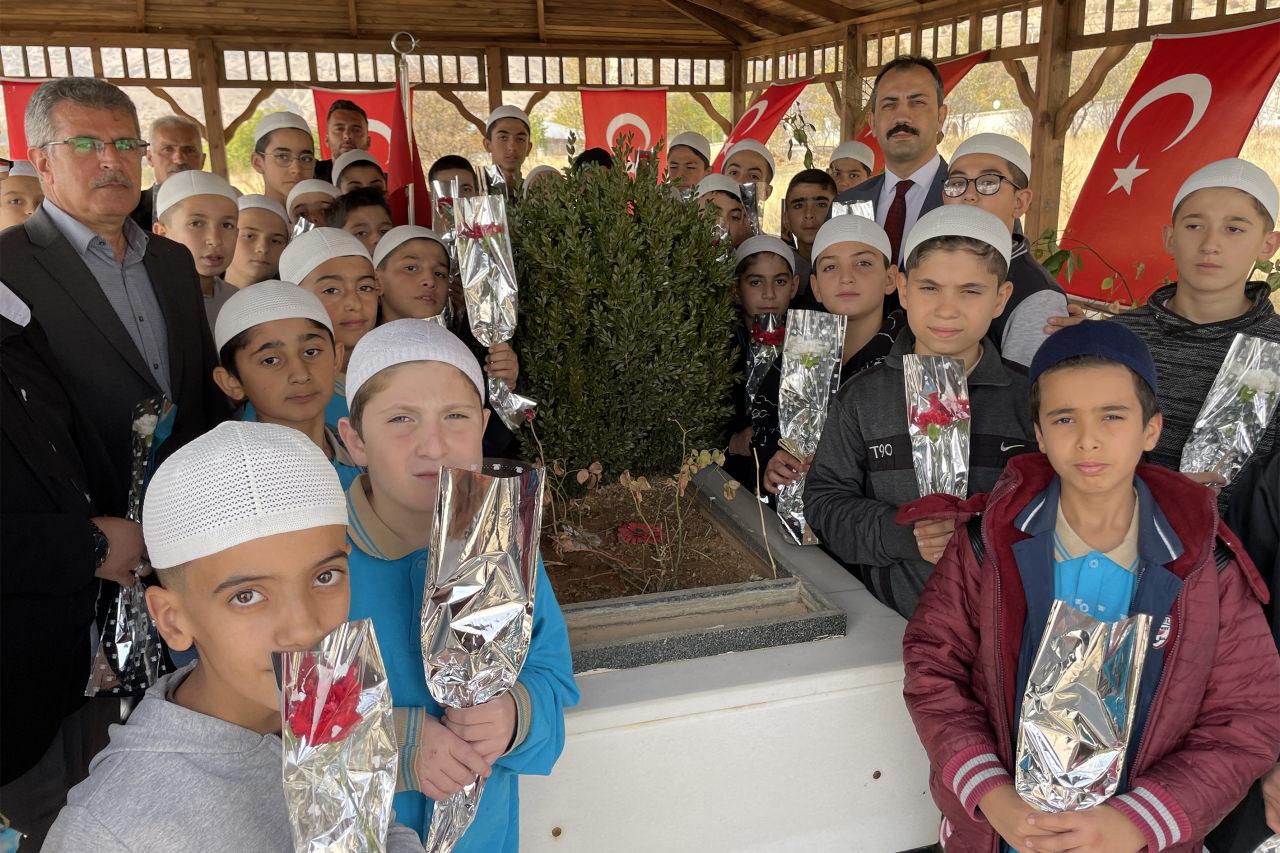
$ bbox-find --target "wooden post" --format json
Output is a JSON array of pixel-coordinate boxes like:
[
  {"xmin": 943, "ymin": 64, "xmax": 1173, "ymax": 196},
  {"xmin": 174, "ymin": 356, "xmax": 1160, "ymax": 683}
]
[
  {"xmin": 730, "ymin": 50, "xmax": 746, "ymax": 123},
  {"xmin": 195, "ymin": 38, "xmax": 228, "ymax": 179},
  {"xmin": 484, "ymin": 46, "xmax": 503, "ymax": 114},
  {"xmin": 1025, "ymin": 0, "xmax": 1071, "ymax": 242},
  {"xmin": 839, "ymin": 23, "xmax": 863, "ymax": 141}
]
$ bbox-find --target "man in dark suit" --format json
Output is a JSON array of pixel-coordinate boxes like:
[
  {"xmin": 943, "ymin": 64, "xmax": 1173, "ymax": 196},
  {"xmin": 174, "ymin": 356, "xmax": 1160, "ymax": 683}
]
[{"xmin": 128, "ymin": 115, "xmax": 206, "ymax": 230}]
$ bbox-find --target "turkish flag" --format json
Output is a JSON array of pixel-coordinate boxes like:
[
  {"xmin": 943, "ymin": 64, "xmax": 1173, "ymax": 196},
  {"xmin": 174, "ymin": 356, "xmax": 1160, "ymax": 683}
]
[
  {"xmin": 853, "ymin": 51, "xmax": 989, "ymax": 173},
  {"xmin": 581, "ymin": 88, "xmax": 668, "ymax": 172},
  {"xmin": 3, "ymin": 79, "xmax": 42, "ymax": 157},
  {"xmin": 711, "ymin": 80, "xmax": 808, "ymax": 171},
  {"xmin": 1061, "ymin": 21, "xmax": 1280, "ymax": 304}
]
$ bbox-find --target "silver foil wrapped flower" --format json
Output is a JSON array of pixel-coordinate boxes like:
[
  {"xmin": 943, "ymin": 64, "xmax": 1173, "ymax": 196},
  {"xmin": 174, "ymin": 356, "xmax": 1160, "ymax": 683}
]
[
  {"xmin": 421, "ymin": 461, "xmax": 545, "ymax": 852},
  {"xmin": 1180, "ymin": 333, "xmax": 1280, "ymax": 484},
  {"xmin": 903, "ymin": 354, "xmax": 971, "ymax": 499},
  {"xmin": 739, "ymin": 181, "xmax": 762, "ymax": 237},
  {"xmin": 746, "ymin": 312, "xmax": 786, "ymax": 404},
  {"xmin": 829, "ymin": 200, "xmax": 875, "ymax": 221},
  {"xmin": 430, "ymin": 177, "xmax": 461, "ymax": 279},
  {"xmin": 1015, "ymin": 601, "xmax": 1151, "ymax": 812},
  {"xmin": 456, "ymin": 194, "xmax": 537, "ymax": 430},
  {"xmin": 777, "ymin": 309, "xmax": 846, "ymax": 545},
  {"xmin": 278, "ymin": 619, "xmax": 397, "ymax": 853}
]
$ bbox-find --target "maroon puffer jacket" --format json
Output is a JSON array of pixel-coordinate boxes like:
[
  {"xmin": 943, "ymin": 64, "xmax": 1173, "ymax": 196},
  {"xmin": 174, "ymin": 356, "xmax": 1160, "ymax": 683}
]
[{"xmin": 899, "ymin": 453, "xmax": 1280, "ymax": 852}]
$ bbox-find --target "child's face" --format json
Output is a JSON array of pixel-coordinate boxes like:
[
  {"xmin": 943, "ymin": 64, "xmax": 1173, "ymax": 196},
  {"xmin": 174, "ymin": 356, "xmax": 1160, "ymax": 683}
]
[
  {"xmin": 942, "ymin": 153, "xmax": 1030, "ymax": 231},
  {"xmin": 155, "ymin": 194, "xmax": 239, "ymax": 280},
  {"xmin": 701, "ymin": 191, "xmax": 751, "ymax": 247},
  {"xmin": 736, "ymin": 253, "xmax": 797, "ymax": 317},
  {"xmin": 723, "ymin": 152, "xmax": 773, "ymax": 199},
  {"xmin": 432, "ymin": 168, "xmax": 478, "ymax": 199},
  {"xmin": 785, "ymin": 182, "xmax": 834, "ymax": 249},
  {"xmin": 667, "ymin": 145, "xmax": 709, "ymax": 188},
  {"xmin": 0, "ymin": 174, "xmax": 43, "ymax": 230},
  {"xmin": 341, "ymin": 205, "xmax": 394, "ymax": 255},
  {"xmin": 900, "ymin": 248, "xmax": 1012, "ymax": 358},
  {"xmin": 214, "ymin": 318, "xmax": 341, "ymax": 427},
  {"xmin": 377, "ymin": 239, "xmax": 451, "ymax": 322},
  {"xmin": 289, "ymin": 192, "xmax": 335, "ymax": 226},
  {"xmin": 228, "ymin": 208, "xmax": 289, "ymax": 284},
  {"xmin": 342, "ymin": 362, "xmax": 488, "ymax": 518},
  {"xmin": 1163, "ymin": 187, "xmax": 1280, "ymax": 297},
  {"xmin": 252, "ymin": 129, "xmax": 316, "ymax": 201},
  {"xmin": 828, "ymin": 158, "xmax": 870, "ymax": 194},
  {"xmin": 1035, "ymin": 364, "xmax": 1161, "ymax": 499},
  {"xmin": 483, "ymin": 119, "xmax": 531, "ymax": 174},
  {"xmin": 336, "ymin": 164, "xmax": 386, "ymax": 194},
  {"xmin": 146, "ymin": 526, "xmax": 351, "ymax": 733},
  {"xmin": 300, "ymin": 256, "xmax": 380, "ymax": 356},
  {"xmin": 811, "ymin": 241, "xmax": 898, "ymax": 320}
]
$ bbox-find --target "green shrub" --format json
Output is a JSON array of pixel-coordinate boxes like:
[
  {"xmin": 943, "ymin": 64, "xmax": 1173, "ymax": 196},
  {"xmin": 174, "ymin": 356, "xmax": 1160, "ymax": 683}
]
[{"xmin": 511, "ymin": 155, "xmax": 737, "ymax": 476}]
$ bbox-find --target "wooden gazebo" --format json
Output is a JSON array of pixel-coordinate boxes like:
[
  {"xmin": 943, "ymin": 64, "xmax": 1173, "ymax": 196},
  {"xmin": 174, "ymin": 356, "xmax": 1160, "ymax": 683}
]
[{"xmin": 2, "ymin": 0, "xmax": 1274, "ymax": 240}]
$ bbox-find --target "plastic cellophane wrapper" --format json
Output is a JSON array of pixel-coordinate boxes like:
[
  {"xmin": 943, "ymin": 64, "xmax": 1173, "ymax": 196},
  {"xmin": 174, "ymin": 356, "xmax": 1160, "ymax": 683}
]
[
  {"xmin": 830, "ymin": 200, "xmax": 875, "ymax": 220},
  {"xmin": 482, "ymin": 164, "xmax": 512, "ymax": 198},
  {"xmin": 746, "ymin": 312, "xmax": 786, "ymax": 404},
  {"xmin": 278, "ymin": 619, "xmax": 397, "ymax": 853},
  {"xmin": 776, "ymin": 309, "xmax": 846, "ymax": 545},
  {"xmin": 421, "ymin": 461, "xmax": 545, "ymax": 852},
  {"xmin": 1180, "ymin": 333, "xmax": 1280, "ymax": 484},
  {"xmin": 456, "ymin": 193, "xmax": 537, "ymax": 430},
  {"xmin": 85, "ymin": 396, "xmax": 175, "ymax": 697},
  {"xmin": 430, "ymin": 177, "xmax": 462, "ymax": 278},
  {"xmin": 740, "ymin": 182, "xmax": 762, "ymax": 236},
  {"xmin": 903, "ymin": 354, "xmax": 972, "ymax": 499},
  {"xmin": 1251, "ymin": 835, "xmax": 1280, "ymax": 853},
  {"xmin": 292, "ymin": 216, "xmax": 317, "ymax": 238},
  {"xmin": 1015, "ymin": 601, "xmax": 1151, "ymax": 812}
]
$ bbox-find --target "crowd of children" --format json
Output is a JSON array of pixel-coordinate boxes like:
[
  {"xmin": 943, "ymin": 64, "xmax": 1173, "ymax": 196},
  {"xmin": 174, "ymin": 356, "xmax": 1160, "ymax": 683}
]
[{"xmin": 2, "ymin": 55, "xmax": 1279, "ymax": 851}]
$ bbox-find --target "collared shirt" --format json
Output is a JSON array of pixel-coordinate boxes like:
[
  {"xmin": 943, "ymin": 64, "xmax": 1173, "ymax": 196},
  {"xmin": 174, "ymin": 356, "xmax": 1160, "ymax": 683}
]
[
  {"xmin": 1054, "ymin": 496, "xmax": 1141, "ymax": 570},
  {"xmin": 875, "ymin": 153, "xmax": 942, "ymax": 236},
  {"xmin": 203, "ymin": 276, "xmax": 236, "ymax": 335},
  {"xmin": 41, "ymin": 199, "xmax": 171, "ymax": 397}
]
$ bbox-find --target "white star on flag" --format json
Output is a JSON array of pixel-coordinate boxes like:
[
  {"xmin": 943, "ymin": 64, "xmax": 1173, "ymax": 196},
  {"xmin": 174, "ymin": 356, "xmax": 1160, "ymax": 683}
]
[{"xmin": 1108, "ymin": 156, "xmax": 1150, "ymax": 195}]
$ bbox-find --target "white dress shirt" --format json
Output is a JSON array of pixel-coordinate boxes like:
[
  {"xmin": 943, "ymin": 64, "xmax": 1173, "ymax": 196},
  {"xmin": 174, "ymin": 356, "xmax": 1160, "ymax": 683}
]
[{"xmin": 875, "ymin": 153, "xmax": 942, "ymax": 235}]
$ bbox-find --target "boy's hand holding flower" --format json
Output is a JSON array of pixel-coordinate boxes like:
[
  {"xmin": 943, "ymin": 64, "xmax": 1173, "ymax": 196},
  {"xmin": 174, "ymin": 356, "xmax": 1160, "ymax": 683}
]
[
  {"xmin": 444, "ymin": 693, "xmax": 518, "ymax": 765},
  {"xmin": 484, "ymin": 342, "xmax": 519, "ymax": 387},
  {"xmin": 1023, "ymin": 804, "xmax": 1145, "ymax": 852},
  {"xmin": 91, "ymin": 516, "xmax": 146, "ymax": 587},
  {"xmin": 414, "ymin": 714, "xmax": 493, "ymax": 802},
  {"xmin": 764, "ymin": 448, "xmax": 809, "ymax": 494},
  {"xmin": 913, "ymin": 518, "xmax": 956, "ymax": 564}
]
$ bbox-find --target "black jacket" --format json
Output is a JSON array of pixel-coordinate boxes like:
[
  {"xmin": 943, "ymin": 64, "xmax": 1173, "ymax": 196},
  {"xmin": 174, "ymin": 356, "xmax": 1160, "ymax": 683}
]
[{"xmin": 127, "ymin": 184, "xmax": 159, "ymax": 231}]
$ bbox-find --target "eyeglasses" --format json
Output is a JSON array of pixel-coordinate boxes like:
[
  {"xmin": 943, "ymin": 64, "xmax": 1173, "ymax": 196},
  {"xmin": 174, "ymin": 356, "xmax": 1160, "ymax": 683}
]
[
  {"xmin": 270, "ymin": 151, "xmax": 316, "ymax": 168},
  {"xmin": 46, "ymin": 136, "xmax": 149, "ymax": 156},
  {"xmin": 942, "ymin": 174, "xmax": 1021, "ymax": 198}
]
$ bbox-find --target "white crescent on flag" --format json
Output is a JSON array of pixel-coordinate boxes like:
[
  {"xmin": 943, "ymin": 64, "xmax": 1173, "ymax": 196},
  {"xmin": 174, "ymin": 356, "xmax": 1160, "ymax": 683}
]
[
  {"xmin": 367, "ymin": 118, "xmax": 393, "ymax": 146},
  {"xmin": 735, "ymin": 100, "xmax": 769, "ymax": 135},
  {"xmin": 606, "ymin": 113, "xmax": 652, "ymax": 148},
  {"xmin": 1115, "ymin": 73, "xmax": 1212, "ymax": 153}
]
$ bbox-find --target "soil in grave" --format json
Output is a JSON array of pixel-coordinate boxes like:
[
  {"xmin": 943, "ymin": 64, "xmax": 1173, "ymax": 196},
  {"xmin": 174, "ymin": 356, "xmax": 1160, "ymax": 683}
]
[{"xmin": 542, "ymin": 479, "xmax": 776, "ymax": 605}]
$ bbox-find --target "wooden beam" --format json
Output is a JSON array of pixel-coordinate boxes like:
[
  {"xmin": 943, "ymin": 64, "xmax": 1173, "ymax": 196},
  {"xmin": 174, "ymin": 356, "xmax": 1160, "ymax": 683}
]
[
  {"xmin": 730, "ymin": 49, "xmax": 746, "ymax": 122},
  {"xmin": 536, "ymin": 0, "xmax": 547, "ymax": 42},
  {"xmin": 772, "ymin": 0, "xmax": 850, "ymax": 23},
  {"xmin": 146, "ymin": 86, "xmax": 205, "ymax": 135},
  {"xmin": 1001, "ymin": 57, "xmax": 1036, "ymax": 112},
  {"xmin": 135, "ymin": 0, "xmax": 146, "ymax": 32},
  {"xmin": 484, "ymin": 47, "xmax": 503, "ymax": 113},
  {"xmin": 224, "ymin": 87, "xmax": 276, "ymax": 141},
  {"xmin": 1054, "ymin": 43, "xmax": 1131, "ymax": 138},
  {"xmin": 661, "ymin": 0, "xmax": 753, "ymax": 46},
  {"xmin": 1024, "ymin": 0, "xmax": 1070, "ymax": 241},
  {"xmin": 438, "ymin": 90, "xmax": 486, "ymax": 133},
  {"xmin": 690, "ymin": 91, "xmax": 733, "ymax": 135},
  {"xmin": 838, "ymin": 23, "xmax": 863, "ymax": 142},
  {"xmin": 345, "ymin": 0, "xmax": 359, "ymax": 37},
  {"xmin": 824, "ymin": 80, "xmax": 841, "ymax": 117},
  {"xmin": 194, "ymin": 38, "xmax": 228, "ymax": 179},
  {"xmin": 523, "ymin": 89, "xmax": 550, "ymax": 115},
  {"xmin": 680, "ymin": 0, "xmax": 805, "ymax": 35}
]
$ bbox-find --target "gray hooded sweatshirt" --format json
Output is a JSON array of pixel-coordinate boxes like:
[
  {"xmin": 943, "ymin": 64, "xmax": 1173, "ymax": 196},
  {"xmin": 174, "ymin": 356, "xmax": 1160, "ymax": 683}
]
[{"xmin": 43, "ymin": 664, "xmax": 424, "ymax": 853}]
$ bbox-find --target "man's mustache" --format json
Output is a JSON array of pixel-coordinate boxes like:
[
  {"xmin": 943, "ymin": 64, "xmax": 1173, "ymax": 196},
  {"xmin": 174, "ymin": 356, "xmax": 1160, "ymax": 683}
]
[
  {"xmin": 89, "ymin": 170, "xmax": 134, "ymax": 189},
  {"xmin": 888, "ymin": 123, "xmax": 919, "ymax": 137}
]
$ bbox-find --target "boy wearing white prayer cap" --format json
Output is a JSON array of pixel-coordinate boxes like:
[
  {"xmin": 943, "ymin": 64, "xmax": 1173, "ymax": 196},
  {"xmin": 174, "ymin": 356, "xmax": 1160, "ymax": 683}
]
[
  {"xmin": 804, "ymin": 205, "xmax": 1035, "ymax": 618},
  {"xmin": 482, "ymin": 105, "xmax": 532, "ymax": 191},
  {"xmin": 336, "ymin": 320, "xmax": 577, "ymax": 849},
  {"xmin": 721, "ymin": 139, "xmax": 776, "ymax": 200},
  {"xmin": 828, "ymin": 140, "xmax": 875, "ymax": 194},
  {"xmin": 372, "ymin": 225, "xmax": 453, "ymax": 323},
  {"xmin": 153, "ymin": 170, "xmax": 241, "ymax": 332},
  {"xmin": 695, "ymin": 174, "xmax": 750, "ymax": 247},
  {"xmin": 1109, "ymin": 156, "xmax": 1280, "ymax": 502},
  {"xmin": 251, "ymin": 110, "xmax": 317, "ymax": 206},
  {"xmin": 666, "ymin": 131, "xmax": 712, "ymax": 188},
  {"xmin": 42, "ymin": 421, "xmax": 425, "ymax": 853},
  {"xmin": 0, "ymin": 160, "xmax": 42, "ymax": 230},
  {"xmin": 333, "ymin": 149, "xmax": 387, "ymax": 195},
  {"xmin": 285, "ymin": 178, "xmax": 340, "ymax": 227},
  {"xmin": 226, "ymin": 195, "xmax": 290, "ymax": 288},
  {"xmin": 943, "ymin": 133, "xmax": 1068, "ymax": 367}
]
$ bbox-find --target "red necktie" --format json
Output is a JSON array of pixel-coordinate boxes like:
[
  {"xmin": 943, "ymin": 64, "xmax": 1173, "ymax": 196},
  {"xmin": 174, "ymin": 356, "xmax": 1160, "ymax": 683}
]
[{"xmin": 884, "ymin": 178, "xmax": 914, "ymax": 265}]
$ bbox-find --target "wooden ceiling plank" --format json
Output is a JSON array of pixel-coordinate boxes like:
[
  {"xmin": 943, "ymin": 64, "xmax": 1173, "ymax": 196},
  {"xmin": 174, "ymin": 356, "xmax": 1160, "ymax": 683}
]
[
  {"xmin": 681, "ymin": 0, "xmax": 804, "ymax": 34},
  {"xmin": 772, "ymin": 0, "xmax": 851, "ymax": 23},
  {"xmin": 660, "ymin": 0, "xmax": 754, "ymax": 45}
]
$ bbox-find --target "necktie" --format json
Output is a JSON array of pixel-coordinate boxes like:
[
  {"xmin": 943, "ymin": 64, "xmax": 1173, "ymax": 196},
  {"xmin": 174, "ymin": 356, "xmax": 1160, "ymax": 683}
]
[{"xmin": 884, "ymin": 178, "xmax": 914, "ymax": 265}]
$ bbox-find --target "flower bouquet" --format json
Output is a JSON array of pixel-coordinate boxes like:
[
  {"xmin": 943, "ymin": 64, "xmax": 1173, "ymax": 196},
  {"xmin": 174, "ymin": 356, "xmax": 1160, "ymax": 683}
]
[
  {"xmin": 431, "ymin": 176, "xmax": 461, "ymax": 278},
  {"xmin": 746, "ymin": 312, "xmax": 786, "ymax": 404},
  {"xmin": 739, "ymin": 182, "xmax": 762, "ymax": 237},
  {"xmin": 903, "ymin": 355, "xmax": 971, "ymax": 499}
]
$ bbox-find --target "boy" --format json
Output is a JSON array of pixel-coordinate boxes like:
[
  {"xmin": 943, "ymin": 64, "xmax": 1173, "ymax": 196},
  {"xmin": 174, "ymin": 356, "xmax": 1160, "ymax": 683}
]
[
  {"xmin": 373, "ymin": 225, "xmax": 452, "ymax": 323},
  {"xmin": 225, "ymin": 195, "xmax": 290, "ymax": 288},
  {"xmin": 333, "ymin": 149, "xmax": 387, "ymax": 194},
  {"xmin": 427, "ymin": 155, "xmax": 480, "ymax": 199},
  {"xmin": 251, "ymin": 110, "xmax": 316, "ymax": 206},
  {"xmin": 667, "ymin": 131, "xmax": 712, "ymax": 188},
  {"xmin": 782, "ymin": 168, "xmax": 838, "ymax": 306},
  {"xmin": 1113, "ymin": 158, "xmax": 1280, "ymax": 503},
  {"xmin": 337, "ymin": 320, "xmax": 578, "ymax": 847},
  {"xmin": 152, "ymin": 169, "xmax": 240, "ymax": 332},
  {"xmin": 331, "ymin": 188, "xmax": 395, "ymax": 255},
  {"xmin": 828, "ymin": 140, "xmax": 875, "ymax": 195},
  {"xmin": 213, "ymin": 281, "xmax": 361, "ymax": 488},
  {"xmin": 0, "ymin": 160, "xmax": 42, "ymax": 230},
  {"xmin": 696, "ymin": 174, "xmax": 751, "ymax": 248},
  {"xmin": 42, "ymin": 421, "xmax": 424, "ymax": 852},
  {"xmin": 482, "ymin": 105, "xmax": 532, "ymax": 192},
  {"xmin": 315, "ymin": 98, "xmax": 369, "ymax": 183},
  {"xmin": 286, "ymin": 179, "xmax": 340, "ymax": 227},
  {"xmin": 942, "ymin": 133, "xmax": 1067, "ymax": 367},
  {"xmin": 523, "ymin": 165, "xmax": 560, "ymax": 196},
  {"xmin": 804, "ymin": 205, "xmax": 1033, "ymax": 617},
  {"xmin": 721, "ymin": 139, "xmax": 775, "ymax": 201},
  {"xmin": 901, "ymin": 321, "xmax": 1280, "ymax": 852}
]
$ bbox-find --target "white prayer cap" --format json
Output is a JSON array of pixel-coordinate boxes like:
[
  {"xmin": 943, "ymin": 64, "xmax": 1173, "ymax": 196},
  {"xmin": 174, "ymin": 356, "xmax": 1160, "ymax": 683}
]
[
  {"xmin": 695, "ymin": 174, "xmax": 742, "ymax": 202},
  {"xmin": 522, "ymin": 164, "xmax": 559, "ymax": 196},
  {"xmin": 143, "ymin": 421, "xmax": 346, "ymax": 569},
  {"xmin": 485, "ymin": 105, "xmax": 530, "ymax": 133},
  {"xmin": 253, "ymin": 111, "xmax": 312, "ymax": 145},
  {"xmin": 721, "ymin": 140, "xmax": 776, "ymax": 176},
  {"xmin": 346, "ymin": 318, "xmax": 485, "ymax": 405},
  {"xmin": 286, "ymin": 179, "xmax": 340, "ymax": 214},
  {"xmin": 333, "ymin": 149, "xmax": 385, "ymax": 183},
  {"xmin": 278, "ymin": 227, "xmax": 371, "ymax": 285},
  {"xmin": 6, "ymin": 160, "xmax": 37, "ymax": 179},
  {"xmin": 951, "ymin": 133, "xmax": 1032, "ymax": 181},
  {"xmin": 734, "ymin": 234, "xmax": 795, "ymax": 274},
  {"xmin": 902, "ymin": 205, "xmax": 1012, "ymax": 268},
  {"xmin": 811, "ymin": 214, "xmax": 892, "ymax": 264},
  {"xmin": 830, "ymin": 141, "xmax": 874, "ymax": 171},
  {"xmin": 213, "ymin": 279, "xmax": 333, "ymax": 352},
  {"xmin": 372, "ymin": 225, "xmax": 448, "ymax": 268},
  {"xmin": 1172, "ymin": 157, "xmax": 1279, "ymax": 224},
  {"xmin": 237, "ymin": 193, "xmax": 289, "ymax": 227},
  {"xmin": 668, "ymin": 131, "xmax": 712, "ymax": 164},
  {"xmin": 155, "ymin": 170, "xmax": 238, "ymax": 218}
]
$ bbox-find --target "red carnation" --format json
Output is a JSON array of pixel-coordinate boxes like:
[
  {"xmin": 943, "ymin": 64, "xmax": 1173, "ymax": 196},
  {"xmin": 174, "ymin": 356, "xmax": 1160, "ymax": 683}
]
[
  {"xmin": 751, "ymin": 325, "xmax": 785, "ymax": 347},
  {"xmin": 287, "ymin": 661, "xmax": 363, "ymax": 746}
]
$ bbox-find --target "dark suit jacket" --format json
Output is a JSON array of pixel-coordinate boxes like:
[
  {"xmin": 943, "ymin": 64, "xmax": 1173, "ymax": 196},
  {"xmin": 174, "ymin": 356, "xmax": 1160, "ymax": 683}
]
[
  {"xmin": 833, "ymin": 154, "xmax": 949, "ymax": 239},
  {"xmin": 1, "ymin": 206, "xmax": 228, "ymax": 513},
  {"xmin": 128, "ymin": 183, "xmax": 159, "ymax": 231}
]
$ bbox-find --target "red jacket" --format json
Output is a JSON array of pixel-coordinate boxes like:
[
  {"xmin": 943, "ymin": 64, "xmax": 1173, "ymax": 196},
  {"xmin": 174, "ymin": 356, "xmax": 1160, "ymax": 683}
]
[{"xmin": 899, "ymin": 453, "xmax": 1280, "ymax": 852}]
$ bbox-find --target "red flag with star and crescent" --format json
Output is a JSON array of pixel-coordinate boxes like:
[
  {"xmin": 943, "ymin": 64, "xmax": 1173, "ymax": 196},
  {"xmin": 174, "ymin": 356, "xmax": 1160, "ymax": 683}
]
[
  {"xmin": 711, "ymin": 80, "xmax": 809, "ymax": 171},
  {"xmin": 1061, "ymin": 21, "xmax": 1280, "ymax": 304},
  {"xmin": 581, "ymin": 88, "xmax": 668, "ymax": 172}
]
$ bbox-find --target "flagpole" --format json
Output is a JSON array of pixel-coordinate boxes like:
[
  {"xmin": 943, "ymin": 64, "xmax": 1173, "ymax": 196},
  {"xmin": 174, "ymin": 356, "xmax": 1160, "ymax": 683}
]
[{"xmin": 391, "ymin": 31, "xmax": 418, "ymax": 225}]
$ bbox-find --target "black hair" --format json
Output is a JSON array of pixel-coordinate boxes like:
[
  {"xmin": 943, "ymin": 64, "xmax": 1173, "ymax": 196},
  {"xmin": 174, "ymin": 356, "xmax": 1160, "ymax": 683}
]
[
  {"xmin": 573, "ymin": 147, "xmax": 614, "ymax": 172},
  {"xmin": 327, "ymin": 99, "xmax": 367, "ymax": 122},
  {"xmin": 328, "ymin": 187, "xmax": 392, "ymax": 229},
  {"xmin": 428, "ymin": 154, "xmax": 479, "ymax": 184},
  {"xmin": 905, "ymin": 235, "xmax": 1008, "ymax": 282},
  {"xmin": 218, "ymin": 318, "xmax": 334, "ymax": 381},
  {"xmin": 1029, "ymin": 355, "xmax": 1160, "ymax": 424},
  {"xmin": 787, "ymin": 168, "xmax": 837, "ymax": 197},
  {"xmin": 871, "ymin": 55, "xmax": 944, "ymax": 109}
]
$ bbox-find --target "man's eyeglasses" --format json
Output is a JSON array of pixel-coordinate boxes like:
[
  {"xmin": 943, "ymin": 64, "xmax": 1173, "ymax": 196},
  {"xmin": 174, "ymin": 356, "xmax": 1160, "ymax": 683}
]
[
  {"xmin": 270, "ymin": 151, "xmax": 316, "ymax": 168},
  {"xmin": 45, "ymin": 136, "xmax": 149, "ymax": 156},
  {"xmin": 942, "ymin": 174, "xmax": 1021, "ymax": 198}
]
